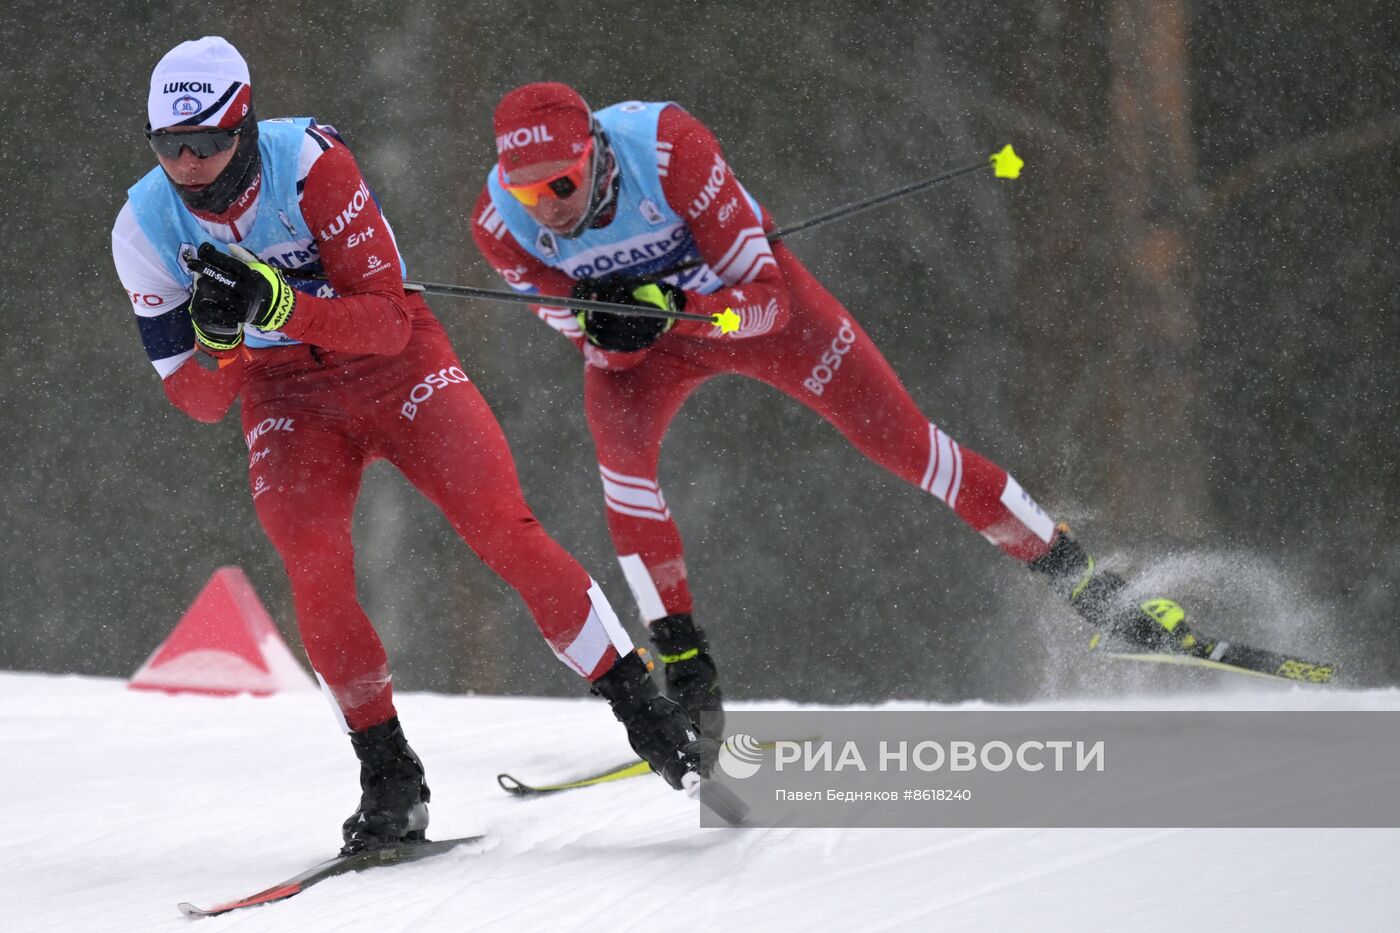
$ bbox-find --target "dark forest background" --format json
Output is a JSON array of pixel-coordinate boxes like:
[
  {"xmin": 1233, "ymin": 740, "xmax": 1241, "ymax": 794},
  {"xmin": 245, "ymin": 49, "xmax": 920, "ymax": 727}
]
[{"xmin": 2, "ymin": 0, "xmax": 1397, "ymax": 704}]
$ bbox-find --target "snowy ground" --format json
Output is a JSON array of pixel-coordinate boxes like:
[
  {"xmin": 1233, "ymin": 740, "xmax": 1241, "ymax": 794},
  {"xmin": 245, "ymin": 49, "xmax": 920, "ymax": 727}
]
[{"xmin": 5, "ymin": 670, "xmax": 1398, "ymax": 932}]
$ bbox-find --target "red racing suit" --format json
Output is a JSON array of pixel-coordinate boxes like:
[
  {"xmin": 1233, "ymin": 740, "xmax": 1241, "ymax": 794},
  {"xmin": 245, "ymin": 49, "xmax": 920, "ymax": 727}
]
[
  {"xmin": 114, "ymin": 121, "xmax": 631, "ymax": 731},
  {"xmin": 472, "ymin": 104, "xmax": 1059, "ymax": 624}
]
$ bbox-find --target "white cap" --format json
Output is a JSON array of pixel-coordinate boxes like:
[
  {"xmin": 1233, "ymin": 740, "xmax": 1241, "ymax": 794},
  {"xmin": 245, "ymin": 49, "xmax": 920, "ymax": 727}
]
[{"xmin": 147, "ymin": 36, "xmax": 252, "ymax": 130}]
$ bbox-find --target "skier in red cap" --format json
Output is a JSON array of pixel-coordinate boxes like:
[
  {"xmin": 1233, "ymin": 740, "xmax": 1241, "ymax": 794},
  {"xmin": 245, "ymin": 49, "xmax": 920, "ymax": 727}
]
[
  {"xmin": 114, "ymin": 44, "xmax": 720, "ymax": 853},
  {"xmin": 472, "ymin": 83, "xmax": 1203, "ymax": 737}
]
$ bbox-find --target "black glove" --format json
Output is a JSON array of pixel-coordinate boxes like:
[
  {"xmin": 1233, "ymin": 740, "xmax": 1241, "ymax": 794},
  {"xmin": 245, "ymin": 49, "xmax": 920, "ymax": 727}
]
[
  {"xmin": 184, "ymin": 243, "xmax": 297, "ymax": 353},
  {"xmin": 571, "ymin": 276, "xmax": 684, "ymax": 353}
]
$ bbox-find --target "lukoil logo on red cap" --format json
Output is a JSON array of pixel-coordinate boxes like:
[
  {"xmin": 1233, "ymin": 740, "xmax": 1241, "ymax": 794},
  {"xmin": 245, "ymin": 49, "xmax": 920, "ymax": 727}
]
[{"xmin": 497, "ymin": 124, "xmax": 556, "ymax": 154}]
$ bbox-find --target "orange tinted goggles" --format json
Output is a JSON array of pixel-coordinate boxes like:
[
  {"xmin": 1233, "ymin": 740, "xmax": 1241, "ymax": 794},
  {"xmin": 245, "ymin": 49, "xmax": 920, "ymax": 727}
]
[{"xmin": 498, "ymin": 140, "xmax": 593, "ymax": 207}]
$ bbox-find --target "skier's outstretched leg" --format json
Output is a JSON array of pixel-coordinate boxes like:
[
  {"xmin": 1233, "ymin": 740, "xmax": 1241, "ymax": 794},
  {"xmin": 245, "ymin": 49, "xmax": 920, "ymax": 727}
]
[
  {"xmin": 751, "ymin": 246, "xmax": 1193, "ymax": 651},
  {"xmin": 744, "ymin": 249, "xmax": 1057, "ymax": 562}
]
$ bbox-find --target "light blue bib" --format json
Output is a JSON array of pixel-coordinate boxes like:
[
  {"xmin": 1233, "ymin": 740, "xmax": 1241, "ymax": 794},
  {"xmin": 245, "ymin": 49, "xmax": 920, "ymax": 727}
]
[{"xmin": 129, "ymin": 117, "xmax": 369, "ymax": 348}]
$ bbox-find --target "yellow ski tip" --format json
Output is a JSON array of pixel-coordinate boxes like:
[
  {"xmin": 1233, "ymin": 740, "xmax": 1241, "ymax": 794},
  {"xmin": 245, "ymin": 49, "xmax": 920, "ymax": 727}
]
[
  {"xmin": 713, "ymin": 307, "xmax": 742, "ymax": 334},
  {"xmin": 990, "ymin": 144, "xmax": 1023, "ymax": 180}
]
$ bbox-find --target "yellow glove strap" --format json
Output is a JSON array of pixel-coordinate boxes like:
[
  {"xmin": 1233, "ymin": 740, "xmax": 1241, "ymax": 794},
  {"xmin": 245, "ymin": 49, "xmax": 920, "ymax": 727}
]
[
  {"xmin": 190, "ymin": 319, "xmax": 244, "ymax": 353},
  {"xmin": 250, "ymin": 262, "xmax": 296, "ymax": 332},
  {"xmin": 630, "ymin": 282, "xmax": 672, "ymax": 311}
]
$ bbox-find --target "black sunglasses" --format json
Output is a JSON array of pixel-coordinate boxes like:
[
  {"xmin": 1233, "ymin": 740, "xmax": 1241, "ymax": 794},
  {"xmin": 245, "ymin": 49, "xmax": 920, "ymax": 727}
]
[
  {"xmin": 144, "ymin": 124, "xmax": 242, "ymax": 160},
  {"xmin": 547, "ymin": 175, "xmax": 578, "ymax": 199}
]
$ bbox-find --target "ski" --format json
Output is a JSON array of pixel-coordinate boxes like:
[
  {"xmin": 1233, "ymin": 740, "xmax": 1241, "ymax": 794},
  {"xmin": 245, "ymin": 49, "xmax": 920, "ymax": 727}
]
[
  {"xmin": 497, "ymin": 737, "xmax": 810, "ymax": 799},
  {"xmin": 497, "ymin": 759, "xmax": 652, "ymax": 797},
  {"xmin": 497, "ymin": 760, "xmax": 749, "ymax": 823},
  {"xmin": 177, "ymin": 834, "xmax": 484, "ymax": 919},
  {"xmin": 1090, "ymin": 633, "xmax": 1337, "ymax": 684}
]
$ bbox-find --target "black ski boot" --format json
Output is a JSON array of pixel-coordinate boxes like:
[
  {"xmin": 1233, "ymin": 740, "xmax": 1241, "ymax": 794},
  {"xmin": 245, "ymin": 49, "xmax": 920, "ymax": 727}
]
[
  {"xmin": 591, "ymin": 649, "xmax": 719, "ymax": 789},
  {"xmin": 649, "ymin": 613, "xmax": 725, "ymax": 741},
  {"xmin": 340, "ymin": 716, "xmax": 431, "ymax": 856},
  {"xmin": 1028, "ymin": 524, "xmax": 1208, "ymax": 655}
]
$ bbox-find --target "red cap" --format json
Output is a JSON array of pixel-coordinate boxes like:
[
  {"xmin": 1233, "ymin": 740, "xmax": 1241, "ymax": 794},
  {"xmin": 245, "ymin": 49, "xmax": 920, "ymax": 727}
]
[{"xmin": 493, "ymin": 82, "xmax": 593, "ymax": 172}]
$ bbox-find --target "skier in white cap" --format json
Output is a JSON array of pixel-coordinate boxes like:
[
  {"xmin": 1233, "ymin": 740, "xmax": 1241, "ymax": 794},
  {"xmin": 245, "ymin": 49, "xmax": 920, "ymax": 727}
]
[{"xmin": 113, "ymin": 39, "xmax": 720, "ymax": 855}]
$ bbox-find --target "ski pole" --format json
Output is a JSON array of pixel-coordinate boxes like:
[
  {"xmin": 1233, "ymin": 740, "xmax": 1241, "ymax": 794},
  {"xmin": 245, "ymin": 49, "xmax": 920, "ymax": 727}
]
[
  {"xmin": 779, "ymin": 144, "xmax": 1021, "ymax": 239},
  {"xmin": 241, "ymin": 247, "xmax": 742, "ymax": 333},
  {"xmin": 657, "ymin": 145, "xmax": 1024, "ymax": 278}
]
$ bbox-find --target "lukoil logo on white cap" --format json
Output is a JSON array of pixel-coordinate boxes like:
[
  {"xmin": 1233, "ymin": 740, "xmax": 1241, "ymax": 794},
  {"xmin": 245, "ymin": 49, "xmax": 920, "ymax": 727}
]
[{"xmin": 147, "ymin": 36, "xmax": 251, "ymax": 130}]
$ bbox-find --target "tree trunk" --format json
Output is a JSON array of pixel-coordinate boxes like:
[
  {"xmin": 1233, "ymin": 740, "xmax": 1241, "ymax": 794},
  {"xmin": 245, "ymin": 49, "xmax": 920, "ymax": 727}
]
[{"xmin": 1104, "ymin": 0, "xmax": 1209, "ymax": 540}]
